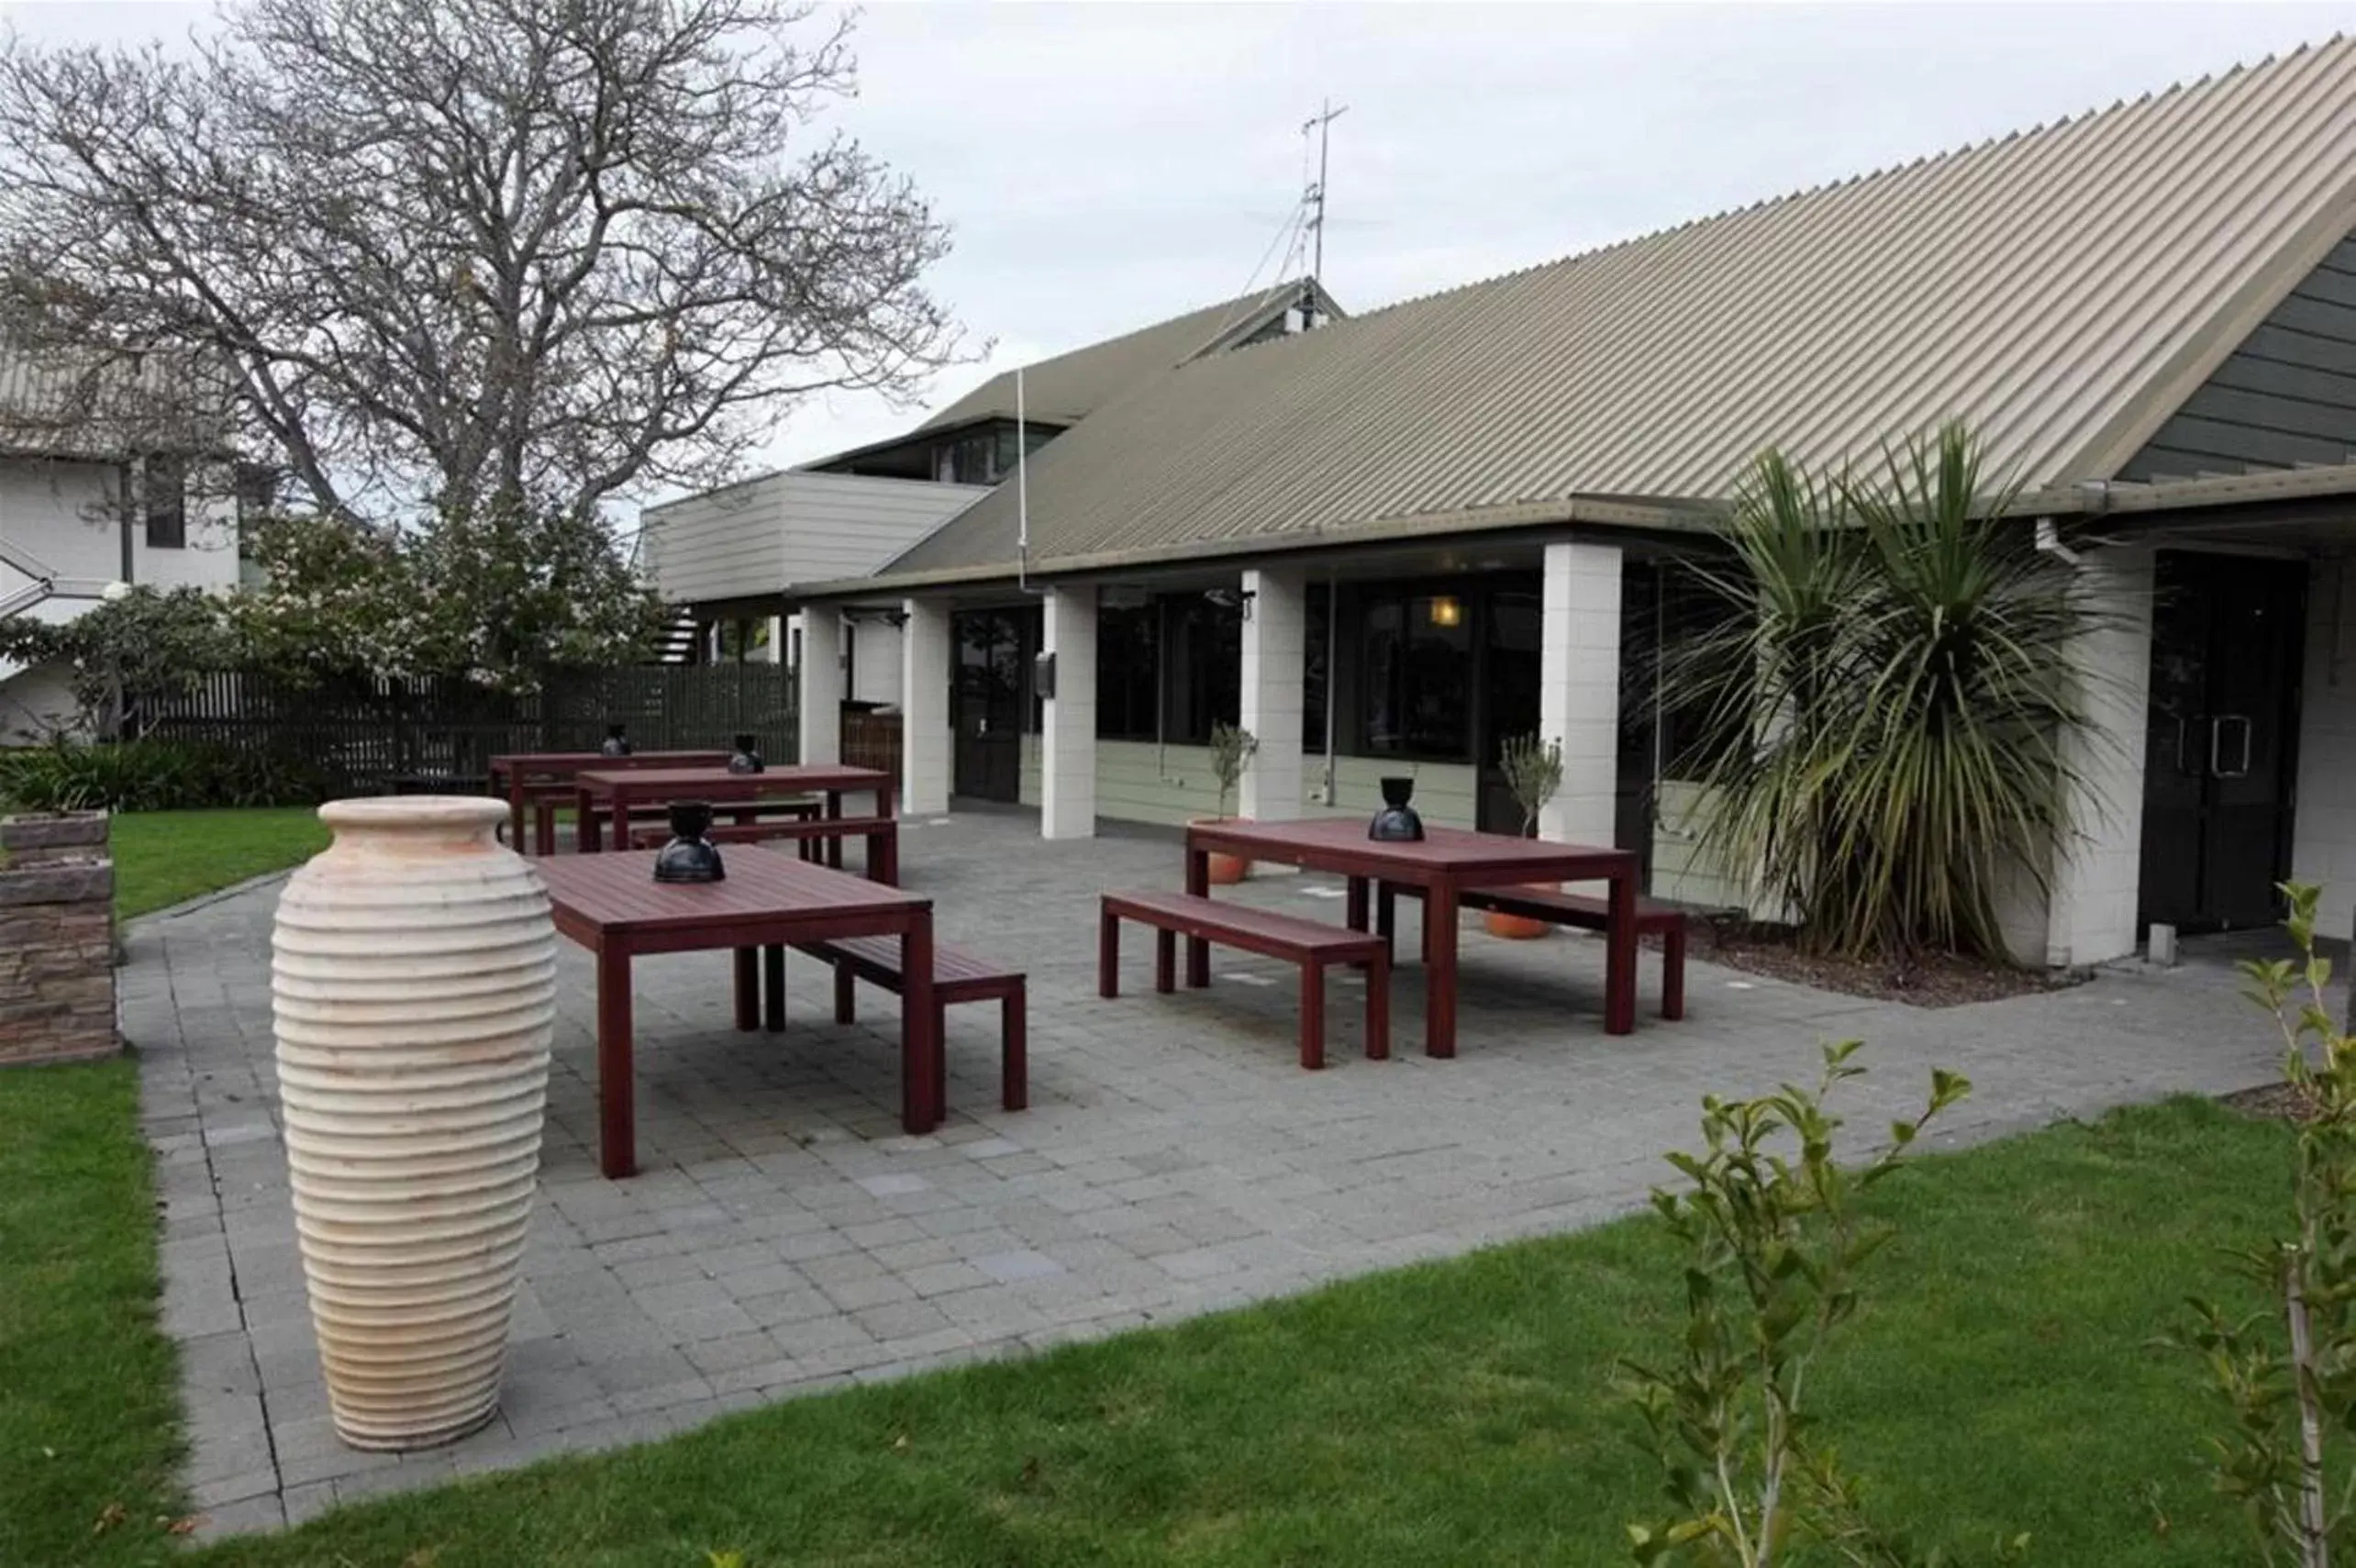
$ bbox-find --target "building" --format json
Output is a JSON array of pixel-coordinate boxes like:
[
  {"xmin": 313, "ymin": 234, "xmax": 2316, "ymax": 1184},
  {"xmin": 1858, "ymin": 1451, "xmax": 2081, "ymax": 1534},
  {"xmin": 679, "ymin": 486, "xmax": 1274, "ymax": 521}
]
[
  {"xmin": 639, "ymin": 281, "xmax": 1344, "ymax": 692},
  {"xmin": 0, "ymin": 349, "xmax": 243, "ymax": 740},
  {"xmin": 720, "ymin": 40, "xmax": 2355, "ymax": 963}
]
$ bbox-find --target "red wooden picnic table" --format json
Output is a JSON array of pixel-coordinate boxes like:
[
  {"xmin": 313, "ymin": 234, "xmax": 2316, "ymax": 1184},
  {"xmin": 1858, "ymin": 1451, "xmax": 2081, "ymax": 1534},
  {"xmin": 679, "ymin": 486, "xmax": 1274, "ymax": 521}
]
[
  {"xmin": 490, "ymin": 751, "xmax": 728, "ymax": 856},
  {"xmin": 573, "ymin": 764, "xmax": 896, "ymax": 862},
  {"xmin": 534, "ymin": 844, "xmax": 939, "ymax": 1178},
  {"xmin": 1181, "ymin": 818, "xmax": 1643, "ymax": 1054}
]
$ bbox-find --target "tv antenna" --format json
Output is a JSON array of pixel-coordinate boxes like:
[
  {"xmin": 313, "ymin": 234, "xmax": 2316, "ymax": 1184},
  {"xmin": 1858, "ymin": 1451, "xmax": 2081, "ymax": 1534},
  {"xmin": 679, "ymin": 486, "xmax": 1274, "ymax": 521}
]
[{"xmin": 1301, "ymin": 98, "xmax": 1348, "ymax": 283}]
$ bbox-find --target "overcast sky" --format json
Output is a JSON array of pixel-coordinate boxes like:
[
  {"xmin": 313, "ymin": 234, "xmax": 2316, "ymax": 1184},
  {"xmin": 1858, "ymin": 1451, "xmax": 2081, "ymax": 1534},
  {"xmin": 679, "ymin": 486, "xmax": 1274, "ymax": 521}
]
[{"xmin": 8, "ymin": 1, "xmax": 2356, "ymax": 491}]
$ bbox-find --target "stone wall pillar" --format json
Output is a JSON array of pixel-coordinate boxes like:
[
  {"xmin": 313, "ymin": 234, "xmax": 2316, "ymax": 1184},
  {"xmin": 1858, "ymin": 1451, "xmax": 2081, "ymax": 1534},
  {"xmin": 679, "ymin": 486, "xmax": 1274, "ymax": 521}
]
[
  {"xmin": 0, "ymin": 811, "xmax": 117, "ymax": 1066},
  {"xmin": 902, "ymin": 598, "xmax": 953, "ymax": 816},
  {"xmin": 2044, "ymin": 544, "xmax": 2156, "ymax": 968},
  {"xmin": 797, "ymin": 606, "xmax": 843, "ymax": 767},
  {"xmin": 1041, "ymin": 585, "xmax": 1099, "ymax": 840},
  {"xmin": 1539, "ymin": 541, "xmax": 1624, "ymax": 845},
  {"xmin": 1239, "ymin": 568, "xmax": 1306, "ymax": 821}
]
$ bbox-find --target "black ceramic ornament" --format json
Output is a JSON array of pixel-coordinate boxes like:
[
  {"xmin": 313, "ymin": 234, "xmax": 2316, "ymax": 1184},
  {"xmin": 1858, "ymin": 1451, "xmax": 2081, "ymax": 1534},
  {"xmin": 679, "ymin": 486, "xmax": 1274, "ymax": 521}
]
[
  {"xmin": 652, "ymin": 800, "xmax": 727, "ymax": 883},
  {"xmin": 727, "ymin": 733, "xmax": 764, "ymax": 774},
  {"xmin": 1369, "ymin": 775, "xmax": 1425, "ymax": 841},
  {"xmin": 599, "ymin": 723, "xmax": 632, "ymax": 757}
]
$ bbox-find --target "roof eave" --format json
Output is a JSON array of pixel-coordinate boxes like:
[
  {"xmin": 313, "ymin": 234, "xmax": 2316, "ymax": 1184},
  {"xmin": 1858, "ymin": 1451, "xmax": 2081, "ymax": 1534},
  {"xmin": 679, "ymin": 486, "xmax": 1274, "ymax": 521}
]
[{"xmin": 784, "ymin": 492, "xmax": 1724, "ymax": 601}]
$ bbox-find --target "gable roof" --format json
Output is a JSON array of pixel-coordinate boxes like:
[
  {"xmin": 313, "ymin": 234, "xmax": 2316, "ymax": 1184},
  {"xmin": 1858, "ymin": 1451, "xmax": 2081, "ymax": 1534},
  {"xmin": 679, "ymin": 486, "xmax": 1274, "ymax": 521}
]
[
  {"xmin": 914, "ymin": 278, "xmax": 1342, "ymax": 431},
  {"xmin": 863, "ymin": 39, "xmax": 2356, "ymax": 589}
]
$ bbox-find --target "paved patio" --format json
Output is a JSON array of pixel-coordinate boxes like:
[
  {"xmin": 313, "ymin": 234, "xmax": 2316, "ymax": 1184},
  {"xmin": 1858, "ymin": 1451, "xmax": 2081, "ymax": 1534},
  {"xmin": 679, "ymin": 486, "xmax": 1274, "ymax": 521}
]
[{"xmin": 125, "ymin": 807, "xmax": 2317, "ymax": 1536}]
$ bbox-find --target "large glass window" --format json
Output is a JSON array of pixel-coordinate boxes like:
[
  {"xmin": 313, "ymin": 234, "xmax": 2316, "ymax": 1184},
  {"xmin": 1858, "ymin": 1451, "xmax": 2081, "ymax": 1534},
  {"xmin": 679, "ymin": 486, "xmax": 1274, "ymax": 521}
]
[
  {"xmin": 1360, "ymin": 591, "xmax": 1472, "ymax": 760},
  {"xmin": 1163, "ymin": 595, "xmax": 1241, "ymax": 745},
  {"xmin": 1096, "ymin": 600, "xmax": 1159, "ymax": 741},
  {"xmin": 144, "ymin": 455, "xmax": 186, "ymax": 550}
]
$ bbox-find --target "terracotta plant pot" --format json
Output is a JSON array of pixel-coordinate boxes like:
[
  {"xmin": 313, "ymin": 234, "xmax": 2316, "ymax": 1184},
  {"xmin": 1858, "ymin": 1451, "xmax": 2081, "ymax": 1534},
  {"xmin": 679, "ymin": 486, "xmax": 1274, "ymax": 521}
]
[
  {"xmin": 1189, "ymin": 816, "xmax": 1251, "ymax": 884},
  {"xmin": 1484, "ymin": 908, "xmax": 1553, "ymax": 940},
  {"xmin": 270, "ymin": 796, "xmax": 556, "ymax": 1451}
]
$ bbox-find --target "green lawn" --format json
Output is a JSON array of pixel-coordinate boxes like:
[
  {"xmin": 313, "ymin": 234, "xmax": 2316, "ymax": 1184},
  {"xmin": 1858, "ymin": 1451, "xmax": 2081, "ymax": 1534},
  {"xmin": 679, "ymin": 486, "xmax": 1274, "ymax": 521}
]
[
  {"xmin": 108, "ymin": 806, "xmax": 329, "ymax": 920},
  {"xmin": 0, "ymin": 806, "xmax": 2303, "ymax": 1564}
]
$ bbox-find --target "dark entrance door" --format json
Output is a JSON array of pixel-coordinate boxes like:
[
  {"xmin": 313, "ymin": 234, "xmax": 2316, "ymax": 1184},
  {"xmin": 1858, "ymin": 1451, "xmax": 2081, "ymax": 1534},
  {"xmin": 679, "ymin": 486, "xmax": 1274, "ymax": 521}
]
[
  {"xmin": 1475, "ymin": 590, "xmax": 1542, "ymax": 835},
  {"xmin": 952, "ymin": 606, "xmax": 1038, "ymax": 803},
  {"xmin": 2138, "ymin": 551, "xmax": 2306, "ymax": 932}
]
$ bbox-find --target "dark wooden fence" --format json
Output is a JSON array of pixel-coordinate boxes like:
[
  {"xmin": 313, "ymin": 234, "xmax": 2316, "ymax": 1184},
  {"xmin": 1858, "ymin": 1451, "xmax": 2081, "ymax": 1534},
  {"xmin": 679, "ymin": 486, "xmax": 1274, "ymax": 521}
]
[
  {"xmin": 840, "ymin": 708, "xmax": 902, "ymax": 782},
  {"xmin": 146, "ymin": 665, "xmax": 798, "ymax": 795}
]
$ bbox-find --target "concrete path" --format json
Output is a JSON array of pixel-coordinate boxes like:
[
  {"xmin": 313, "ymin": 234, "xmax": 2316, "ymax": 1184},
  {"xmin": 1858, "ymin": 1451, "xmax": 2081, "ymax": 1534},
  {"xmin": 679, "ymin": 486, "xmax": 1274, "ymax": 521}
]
[{"xmin": 120, "ymin": 808, "xmax": 2319, "ymax": 1535}]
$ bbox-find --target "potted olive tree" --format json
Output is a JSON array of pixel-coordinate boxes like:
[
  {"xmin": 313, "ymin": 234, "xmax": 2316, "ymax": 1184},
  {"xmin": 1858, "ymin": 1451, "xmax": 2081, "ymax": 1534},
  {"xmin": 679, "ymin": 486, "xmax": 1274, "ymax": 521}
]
[
  {"xmin": 1197, "ymin": 721, "xmax": 1258, "ymax": 884},
  {"xmin": 1489, "ymin": 733, "xmax": 1562, "ymax": 939}
]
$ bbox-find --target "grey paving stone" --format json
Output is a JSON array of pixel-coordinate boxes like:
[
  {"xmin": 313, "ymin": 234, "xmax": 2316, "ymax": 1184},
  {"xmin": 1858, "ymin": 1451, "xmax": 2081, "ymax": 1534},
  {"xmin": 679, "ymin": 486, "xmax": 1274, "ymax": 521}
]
[{"xmin": 128, "ymin": 806, "xmax": 2323, "ymax": 1524}]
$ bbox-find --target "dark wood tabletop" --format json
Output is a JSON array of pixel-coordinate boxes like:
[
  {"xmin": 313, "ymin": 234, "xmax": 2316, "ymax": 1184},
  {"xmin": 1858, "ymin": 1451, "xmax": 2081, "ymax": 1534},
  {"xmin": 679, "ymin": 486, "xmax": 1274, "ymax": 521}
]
[
  {"xmin": 572, "ymin": 764, "xmax": 895, "ymax": 855},
  {"xmin": 1183, "ymin": 817, "xmax": 1642, "ymax": 1052},
  {"xmin": 490, "ymin": 751, "xmax": 730, "ymax": 855},
  {"xmin": 535, "ymin": 844, "xmax": 937, "ymax": 1174}
]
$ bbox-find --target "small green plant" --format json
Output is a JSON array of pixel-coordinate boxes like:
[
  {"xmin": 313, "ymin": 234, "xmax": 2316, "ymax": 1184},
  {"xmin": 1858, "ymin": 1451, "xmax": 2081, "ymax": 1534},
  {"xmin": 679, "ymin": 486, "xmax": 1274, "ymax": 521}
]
[
  {"xmin": 1622, "ymin": 1042, "xmax": 1995, "ymax": 1567},
  {"xmin": 0, "ymin": 739, "xmax": 327, "ymax": 812},
  {"xmin": 1498, "ymin": 732, "xmax": 1563, "ymax": 838},
  {"xmin": 1206, "ymin": 721, "xmax": 1257, "ymax": 820},
  {"xmin": 2175, "ymin": 883, "xmax": 2356, "ymax": 1568}
]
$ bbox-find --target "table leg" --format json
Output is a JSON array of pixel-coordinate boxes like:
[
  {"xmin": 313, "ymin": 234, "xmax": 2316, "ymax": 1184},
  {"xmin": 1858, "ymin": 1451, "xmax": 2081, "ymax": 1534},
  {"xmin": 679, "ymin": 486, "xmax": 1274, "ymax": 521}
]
[
  {"xmin": 1606, "ymin": 862, "xmax": 1638, "ymax": 1036},
  {"xmin": 1426, "ymin": 882, "xmax": 1460, "ymax": 1058},
  {"xmin": 1299, "ymin": 961, "xmax": 1326, "ymax": 1070},
  {"xmin": 902, "ymin": 911, "xmax": 938, "ymax": 1134},
  {"xmin": 596, "ymin": 944, "xmax": 636, "ymax": 1179},
  {"xmin": 872, "ymin": 825, "xmax": 898, "ymax": 886},
  {"xmin": 609, "ymin": 790, "xmax": 631, "ymax": 862},
  {"xmin": 763, "ymin": 945, "xmax": 786, "ymax": 1032},
  {"xmin": 1098, "ymin": 906, "xmax": 1120, "ymax": 997},
  {"xmin": 1375, "ymin": 882, "xmax": 1396, "ymax": 962},
  {"xmin": 577, "ymin": 786, "xmax": 600, "ymax": 852},
  {"xmin": 825, "ymin": 791, "xmax": 845, "ymax": 869},
  {"xmin": 1366, "ymin": 946, "xmax": 1390, "ymax": 1061},
  {"xmin": 506, "ymin": 781, "xmax": 526, "ymax": 854},
  {"xmin": 733, "ymin": 948, "xmax": 759, "ymax": 1030},
  {"xmin": 1346, "ymin": 876, "xmax": 1369, "ymax": 932},
  {"xmin": 1184, "ymin": 845, "xmax": 1211, "ymax": 987}
]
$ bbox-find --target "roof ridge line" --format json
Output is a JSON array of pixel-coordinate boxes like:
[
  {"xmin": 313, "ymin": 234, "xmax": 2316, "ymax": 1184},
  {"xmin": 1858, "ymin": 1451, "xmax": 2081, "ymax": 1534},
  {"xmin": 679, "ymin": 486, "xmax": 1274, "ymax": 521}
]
[{"xmin": 1328, "ymin": 35, "xmax": 2346, "ymax": 330}]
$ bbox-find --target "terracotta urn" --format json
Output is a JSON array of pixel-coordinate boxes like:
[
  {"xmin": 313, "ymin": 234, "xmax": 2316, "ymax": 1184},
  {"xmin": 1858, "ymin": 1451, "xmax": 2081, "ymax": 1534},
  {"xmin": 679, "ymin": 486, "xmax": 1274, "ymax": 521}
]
[{"xmin": 270, "ymin": 796, "xmax": 556, "ymax": 1451}]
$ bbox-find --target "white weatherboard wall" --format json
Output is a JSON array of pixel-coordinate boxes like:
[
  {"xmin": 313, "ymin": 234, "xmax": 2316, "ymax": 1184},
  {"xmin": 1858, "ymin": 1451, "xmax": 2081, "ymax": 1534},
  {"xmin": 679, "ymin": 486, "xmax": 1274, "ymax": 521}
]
[
  {"xmin": 2292, "ymin": 553, "xmax": 2356, "ymax": 940},
  {"xmin": 2045, "ymin": 546, "xmax": 2156, "ymax": 967},
  {"xmin": 901, "ymin": 600, "xmax": 951, "ymax": 816},
  {"xmin": 1019, "ymin": 738, "xmax": 1479, "ymax": 832},
  {"xmin": 1041, "ymin": 586, "xmax": 1098, "ymax": 839},
  {"xmin": 1539, "ymin": 541, "xmax": 1623, "ymax": 846},
  {"xmin": 641, "ymin": 472, "xmax": 985, "ymax": 606},
  {"xmin": 849, "ymin": 617, "xmax": 901, "ymax": 705},
  {"xmin": 1, "ymin": 456, "xmax": 239, "ymax": 742}
]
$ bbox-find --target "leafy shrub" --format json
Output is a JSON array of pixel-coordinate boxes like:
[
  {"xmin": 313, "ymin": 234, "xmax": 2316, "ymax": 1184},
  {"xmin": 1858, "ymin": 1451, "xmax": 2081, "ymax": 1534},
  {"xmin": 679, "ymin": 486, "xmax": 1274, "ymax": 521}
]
[{"xmin": 0, "ymin": 740, "xmax": 328, "ymax": 812}]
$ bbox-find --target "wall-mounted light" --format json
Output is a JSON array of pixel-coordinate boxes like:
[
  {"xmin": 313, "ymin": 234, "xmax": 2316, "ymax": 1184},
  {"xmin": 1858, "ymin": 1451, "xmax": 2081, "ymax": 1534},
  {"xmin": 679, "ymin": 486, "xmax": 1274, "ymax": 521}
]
[
  {"xmin": 1428, "ymin": 595, "xmax": 1461, "ymax": 628},
  {"xmin": 1204, "ymin": 586, "xmax": 1257, "ymax": 621}
]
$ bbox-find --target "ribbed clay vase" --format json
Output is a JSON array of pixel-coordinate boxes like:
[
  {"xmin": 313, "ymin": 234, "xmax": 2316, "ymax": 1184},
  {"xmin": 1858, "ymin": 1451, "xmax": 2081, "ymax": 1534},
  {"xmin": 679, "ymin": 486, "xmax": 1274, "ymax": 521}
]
[{"xmin": 270, "ymin": 796, "xmax": 556, "ymax": 1451}]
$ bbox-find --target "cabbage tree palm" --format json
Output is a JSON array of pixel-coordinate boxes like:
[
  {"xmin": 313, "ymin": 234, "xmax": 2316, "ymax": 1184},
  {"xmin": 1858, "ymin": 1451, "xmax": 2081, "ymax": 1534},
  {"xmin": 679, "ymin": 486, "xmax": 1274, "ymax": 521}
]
[{"xmin": 1672, "ymin": 422, "xmax": 2106, "ymax": 962}]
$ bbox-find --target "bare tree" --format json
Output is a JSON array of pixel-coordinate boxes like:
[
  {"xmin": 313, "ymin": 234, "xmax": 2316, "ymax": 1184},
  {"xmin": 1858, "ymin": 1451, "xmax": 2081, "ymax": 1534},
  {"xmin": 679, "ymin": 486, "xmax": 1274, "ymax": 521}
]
[{"xmin": 0, "ymin": 0, "xmax": 962, "ymax": 523}]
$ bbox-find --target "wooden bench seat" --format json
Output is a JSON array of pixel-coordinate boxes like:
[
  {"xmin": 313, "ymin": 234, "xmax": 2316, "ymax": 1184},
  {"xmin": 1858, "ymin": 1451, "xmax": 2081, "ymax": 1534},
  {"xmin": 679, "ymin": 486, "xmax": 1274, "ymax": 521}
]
[
  {"xmin": 1099, "ymin": 890, "xmax": 1389, "ymax": 1069},
  {"xmin": 792, "ymin": 935, "xmax": 1026, "ymax": 1111},
  {"xmin": 1385, "ymin": 882, "xmax": 1688, "ymax": 1019},
  {"xmin": 628, "ymin": 812, "xmax": 897, "ymax": 884}
]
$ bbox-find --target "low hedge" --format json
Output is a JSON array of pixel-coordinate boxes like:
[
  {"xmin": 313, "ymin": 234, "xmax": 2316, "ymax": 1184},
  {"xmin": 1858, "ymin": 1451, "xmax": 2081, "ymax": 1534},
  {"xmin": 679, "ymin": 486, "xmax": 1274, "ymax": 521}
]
[{"xmin": 0, "ymin": 740, "xmax": 331, "ymax": 813}]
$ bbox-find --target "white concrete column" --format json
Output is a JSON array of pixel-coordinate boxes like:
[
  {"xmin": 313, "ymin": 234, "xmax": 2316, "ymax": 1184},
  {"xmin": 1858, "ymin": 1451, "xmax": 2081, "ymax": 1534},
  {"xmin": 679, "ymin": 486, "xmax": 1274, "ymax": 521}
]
[
  {"xmin": 796, "ymin": 606, "xmax": 841, "ymax": 767},
  {"xmin": 901, "ymin": 598, "xmax": 952, "ymax": 816},
  {"xmin": 1239, "ymin": 568, "xmax": 1306, "ymax": 821},
  {"xmin": 1539, "ymin": 541, "xmax": 1623, "ymax": 845},
  {"xmin": 1041, "ymin": 585, "xmax": 1098, "ymax": 840},
  {"xmin": 2044, "ymin": 545, "xmax": 2155, "ymax": 967}
]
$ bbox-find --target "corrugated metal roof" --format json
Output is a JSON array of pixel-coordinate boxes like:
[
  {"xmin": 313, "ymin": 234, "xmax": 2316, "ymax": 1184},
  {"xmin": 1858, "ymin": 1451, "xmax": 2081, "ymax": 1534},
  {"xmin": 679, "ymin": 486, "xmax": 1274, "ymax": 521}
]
[
  {"xmin": 914, "ymin": 279, "xmax": 1339, "ymax": 431},
  {"xmin": 0, "ymin": 343, "xmax": 232, "ymax": 459},
  {"xmin": 879, "ymin": 39, "xmax": 2356, "ymax": 584}
]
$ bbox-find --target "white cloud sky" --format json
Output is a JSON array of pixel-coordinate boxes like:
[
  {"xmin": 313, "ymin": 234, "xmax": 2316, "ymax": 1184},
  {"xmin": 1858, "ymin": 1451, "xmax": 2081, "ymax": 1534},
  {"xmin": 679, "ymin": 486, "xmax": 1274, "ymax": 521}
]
[{"xmin": 9, "ymin": 0, "xmax": 2354, "ymax": 490}]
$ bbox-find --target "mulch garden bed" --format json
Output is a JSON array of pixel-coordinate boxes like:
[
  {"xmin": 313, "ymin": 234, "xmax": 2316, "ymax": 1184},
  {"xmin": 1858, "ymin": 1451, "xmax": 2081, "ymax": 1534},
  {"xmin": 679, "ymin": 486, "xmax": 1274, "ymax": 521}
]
[{"xmin": 1689, "ymin": 917, "xmax": 2090, "ymax": 1008}]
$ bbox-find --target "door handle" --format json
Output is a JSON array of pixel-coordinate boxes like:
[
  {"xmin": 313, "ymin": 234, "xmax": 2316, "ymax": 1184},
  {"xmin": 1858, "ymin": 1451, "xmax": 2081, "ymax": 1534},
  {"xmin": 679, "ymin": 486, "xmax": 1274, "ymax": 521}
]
[{"xmin": 2209, "ymin": 714, "xmax": 2252, "ymax": 779}]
